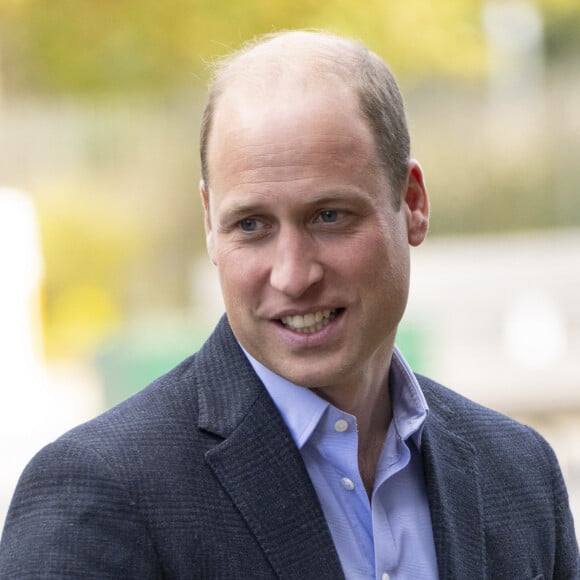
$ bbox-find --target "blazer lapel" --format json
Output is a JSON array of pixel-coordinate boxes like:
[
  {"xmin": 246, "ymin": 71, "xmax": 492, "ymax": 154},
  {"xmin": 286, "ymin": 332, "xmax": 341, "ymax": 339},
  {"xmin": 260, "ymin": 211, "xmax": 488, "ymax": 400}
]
[
  {"xmin": 420, "ymin": 379, "xmax": 486, "ymax": 580},
  {"xmin": 197, "ymin": 317, "xmax": 344, "ymax": 578}
]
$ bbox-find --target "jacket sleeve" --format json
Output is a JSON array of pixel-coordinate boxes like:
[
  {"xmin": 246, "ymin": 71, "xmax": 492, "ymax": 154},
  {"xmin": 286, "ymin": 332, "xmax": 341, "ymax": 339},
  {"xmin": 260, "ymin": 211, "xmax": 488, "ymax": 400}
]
[{"xmin": 0, "ymin": 438, "xmax": 163, "ymax": 579}]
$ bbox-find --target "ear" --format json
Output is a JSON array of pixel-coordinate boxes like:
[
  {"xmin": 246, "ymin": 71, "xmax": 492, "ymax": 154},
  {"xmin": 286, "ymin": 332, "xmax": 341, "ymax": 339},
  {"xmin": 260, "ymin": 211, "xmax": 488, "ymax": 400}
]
[
  {"xmin": 402, "ymin": 160, "xmax": 429, "ymax": 247},
  {"xmin": 200, "ymin": 180, "xmax": 217, "ymax": 265}
]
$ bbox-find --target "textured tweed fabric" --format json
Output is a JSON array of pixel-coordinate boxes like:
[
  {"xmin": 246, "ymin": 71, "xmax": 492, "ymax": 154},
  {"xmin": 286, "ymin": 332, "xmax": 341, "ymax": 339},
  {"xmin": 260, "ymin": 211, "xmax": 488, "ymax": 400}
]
[{"xmin": 0, "ymin": 316, "xmax": 578, "ymax": 579}]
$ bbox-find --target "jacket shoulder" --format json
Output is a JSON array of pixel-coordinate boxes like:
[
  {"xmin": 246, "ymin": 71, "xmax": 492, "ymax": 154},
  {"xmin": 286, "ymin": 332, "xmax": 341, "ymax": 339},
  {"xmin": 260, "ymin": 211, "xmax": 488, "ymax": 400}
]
[
  {"xmin": 417, "ymin": 373, "xmax": 542, "ymax": 444},
  {"xmin": 417, "ymin": 374, "xmax": 579, "ymax": 578}
]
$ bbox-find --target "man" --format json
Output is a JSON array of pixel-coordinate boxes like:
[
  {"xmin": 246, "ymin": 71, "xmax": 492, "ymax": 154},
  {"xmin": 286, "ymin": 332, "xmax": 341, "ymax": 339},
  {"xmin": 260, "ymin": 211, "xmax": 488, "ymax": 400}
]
[{"xmin": 0, "ymin": 30, "xmax": 578, "ymax": 579}]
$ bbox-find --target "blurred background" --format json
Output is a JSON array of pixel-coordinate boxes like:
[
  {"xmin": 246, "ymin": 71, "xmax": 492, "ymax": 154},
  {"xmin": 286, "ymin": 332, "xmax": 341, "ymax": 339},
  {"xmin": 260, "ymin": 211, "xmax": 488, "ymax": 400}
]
[{"xmin": 0, "ymin": 0, "xmax": 579, "ymax": 535}]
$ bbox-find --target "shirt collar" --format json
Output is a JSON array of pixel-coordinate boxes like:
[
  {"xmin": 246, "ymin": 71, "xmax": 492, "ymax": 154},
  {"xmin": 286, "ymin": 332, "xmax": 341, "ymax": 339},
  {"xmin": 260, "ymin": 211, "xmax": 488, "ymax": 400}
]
[
  {"xmin": 389, "ymin": 345, "xmax": 430, "ymax": 447},
  {"xmin": 240, "ymin": 344, "xmax": 429, "ymax": 449}
]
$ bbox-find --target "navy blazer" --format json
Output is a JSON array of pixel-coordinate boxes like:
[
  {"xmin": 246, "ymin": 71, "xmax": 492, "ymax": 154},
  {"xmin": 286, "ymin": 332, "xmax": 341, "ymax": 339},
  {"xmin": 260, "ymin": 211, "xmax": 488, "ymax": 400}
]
[{"xmin": 1, "ymin": 316, "xmax": 578, "ymax": 579}]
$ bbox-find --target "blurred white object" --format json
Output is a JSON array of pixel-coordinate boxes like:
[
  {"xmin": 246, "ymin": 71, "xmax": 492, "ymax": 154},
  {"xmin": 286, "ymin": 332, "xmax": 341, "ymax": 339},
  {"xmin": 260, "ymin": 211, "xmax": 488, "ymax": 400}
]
[
  {"xmin": 0, "ymin": 187, "xmax": 45, "ymax": 384},
  {"xmin": 0, "ymin": 187, "xmax": 48, "ymax": 523},
  {"xmin": 503, "ymin": 291, "xmax": 567, "ymax": 370}
]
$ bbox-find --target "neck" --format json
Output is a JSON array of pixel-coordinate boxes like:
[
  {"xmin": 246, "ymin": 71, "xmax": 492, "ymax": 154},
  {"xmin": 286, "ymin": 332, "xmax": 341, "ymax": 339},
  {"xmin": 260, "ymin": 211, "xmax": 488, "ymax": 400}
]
[
  {"xmin": 353, "ymin": 376, "xmax": 392, "ymax": 498},
  {"xmin": 314, "ymin": 352, "xmax": 394, "ymax": 497}
]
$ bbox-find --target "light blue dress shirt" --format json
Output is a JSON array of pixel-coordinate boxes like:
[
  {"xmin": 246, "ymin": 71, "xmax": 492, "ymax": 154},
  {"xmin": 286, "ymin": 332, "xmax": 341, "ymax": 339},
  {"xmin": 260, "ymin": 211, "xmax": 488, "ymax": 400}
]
[{"xmin": 242, "ymin": 346, "xmax": 439, "ymax": 580}]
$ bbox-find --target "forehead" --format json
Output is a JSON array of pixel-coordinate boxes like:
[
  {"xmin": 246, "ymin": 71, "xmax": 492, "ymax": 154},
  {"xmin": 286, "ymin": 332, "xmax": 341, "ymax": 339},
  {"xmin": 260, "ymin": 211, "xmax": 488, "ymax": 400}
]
[
  {"xmin": 204, "ymin": 78, "xmax": 391, "ymax": 218},
  {"xmin": 207, "ymin": 77, "xmax": 381, "ymax": 184},
  {"xmin": 216, "ymin": 72, "xmax": 359, "ymax": 128}
]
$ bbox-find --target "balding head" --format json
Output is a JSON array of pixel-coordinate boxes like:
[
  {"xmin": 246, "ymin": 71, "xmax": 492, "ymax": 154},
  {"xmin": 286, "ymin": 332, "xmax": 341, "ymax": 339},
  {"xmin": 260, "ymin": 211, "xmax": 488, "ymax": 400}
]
[{"xmin": 200, "ymin": 30, "xmax": 411, "ymax": 207}]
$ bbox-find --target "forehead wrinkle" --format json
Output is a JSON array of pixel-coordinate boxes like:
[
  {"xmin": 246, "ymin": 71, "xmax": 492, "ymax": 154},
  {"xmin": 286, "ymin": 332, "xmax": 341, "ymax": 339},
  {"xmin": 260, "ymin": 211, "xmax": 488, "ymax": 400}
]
[
  {"xmin": 213, "ymin": 173, "xmax": 338, "ymax": 212},
  {"xmin": 219, "ymin": 135, "xmax": 380, "ymax": 184},
  {"xmin": 237, "ymin": 172, "xmax": 335, "ymax": 185},
  {"xmin": 217, "ymin": 147, "xmax": 377, "ymax": 192}
]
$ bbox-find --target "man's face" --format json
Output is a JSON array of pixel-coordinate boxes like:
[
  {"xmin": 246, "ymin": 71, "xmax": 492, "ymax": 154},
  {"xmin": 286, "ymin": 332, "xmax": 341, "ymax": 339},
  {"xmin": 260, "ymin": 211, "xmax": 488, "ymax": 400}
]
[{"xmin": 202, "ymin": 79, "xmax": 428, "ymax": 401}]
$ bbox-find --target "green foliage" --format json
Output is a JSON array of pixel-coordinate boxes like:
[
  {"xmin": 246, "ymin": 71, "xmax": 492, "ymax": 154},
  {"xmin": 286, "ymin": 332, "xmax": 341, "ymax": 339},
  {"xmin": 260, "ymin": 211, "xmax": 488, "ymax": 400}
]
[{"xmin": 3, "ymin": 0, "xmax": 579, "ymax": 96}]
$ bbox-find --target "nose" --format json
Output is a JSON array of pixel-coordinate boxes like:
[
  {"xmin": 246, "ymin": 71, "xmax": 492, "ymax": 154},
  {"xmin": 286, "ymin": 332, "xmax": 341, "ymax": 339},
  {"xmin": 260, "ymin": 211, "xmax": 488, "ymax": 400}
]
[{"xmin": 269, "ymin": 228, "xmax": 324, "ymax": 298}]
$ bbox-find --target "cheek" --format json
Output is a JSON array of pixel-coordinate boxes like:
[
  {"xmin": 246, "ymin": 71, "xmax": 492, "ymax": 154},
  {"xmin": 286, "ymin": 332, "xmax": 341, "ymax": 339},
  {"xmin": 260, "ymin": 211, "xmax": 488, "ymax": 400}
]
[
  {"xmin": 348, "ymin": 231, "xmax": 410, "ymax": 292},
  {"xmin": 216, "ymin": 248, "xmax": 265, "ymax": 297}
]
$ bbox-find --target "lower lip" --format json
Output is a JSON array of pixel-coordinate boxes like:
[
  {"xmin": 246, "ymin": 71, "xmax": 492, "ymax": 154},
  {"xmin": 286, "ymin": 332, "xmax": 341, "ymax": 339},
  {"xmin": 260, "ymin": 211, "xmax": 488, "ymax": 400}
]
[{"xmin": 272, "ymin": 311, "xmax": 345, "ymax": 348}]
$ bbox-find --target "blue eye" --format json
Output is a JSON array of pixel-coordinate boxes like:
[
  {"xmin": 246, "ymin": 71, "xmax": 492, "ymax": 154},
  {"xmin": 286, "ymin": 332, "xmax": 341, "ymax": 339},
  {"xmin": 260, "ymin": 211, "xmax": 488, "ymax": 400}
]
[
  {"xmin": 239, "ymin": 218, "xmax": 258, "ymax": 232},
  {"xmin": 319, "ymin": 210, "xmax": 339, "ymax": 223}
]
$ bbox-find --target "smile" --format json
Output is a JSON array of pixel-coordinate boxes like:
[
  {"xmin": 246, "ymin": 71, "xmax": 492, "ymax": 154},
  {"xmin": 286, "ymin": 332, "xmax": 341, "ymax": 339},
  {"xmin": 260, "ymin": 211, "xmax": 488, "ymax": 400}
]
[{"xmin": 280, "ymin": 309, "xmax": 339, "ymax": 334}]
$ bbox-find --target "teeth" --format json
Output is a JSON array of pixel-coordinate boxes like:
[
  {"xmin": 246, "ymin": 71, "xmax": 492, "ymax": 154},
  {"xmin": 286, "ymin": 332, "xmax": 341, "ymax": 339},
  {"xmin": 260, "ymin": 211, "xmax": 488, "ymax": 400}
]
[{"xmin": 281, "ymin": 309, "xmax": 336, "ymax": 333}]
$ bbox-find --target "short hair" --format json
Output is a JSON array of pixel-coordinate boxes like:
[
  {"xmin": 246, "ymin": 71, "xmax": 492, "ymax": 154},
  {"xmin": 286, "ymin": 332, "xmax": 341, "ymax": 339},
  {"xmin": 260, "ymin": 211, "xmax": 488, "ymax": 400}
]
[{"xmin": 200, "ymin": 30, "xmax": 410, "ymax": 206}]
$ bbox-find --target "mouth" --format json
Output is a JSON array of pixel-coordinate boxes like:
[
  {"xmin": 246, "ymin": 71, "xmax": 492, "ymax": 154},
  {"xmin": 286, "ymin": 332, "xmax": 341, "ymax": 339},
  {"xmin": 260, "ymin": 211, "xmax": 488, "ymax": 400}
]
[{"xmin": 278, "ymin": 309, "xmax": 342, "ymax": 334}]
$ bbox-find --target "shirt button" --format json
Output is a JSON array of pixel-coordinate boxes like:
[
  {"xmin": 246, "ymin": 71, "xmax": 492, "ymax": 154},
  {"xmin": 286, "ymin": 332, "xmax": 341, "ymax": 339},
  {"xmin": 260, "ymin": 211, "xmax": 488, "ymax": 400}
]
[
  {"xmin": 334, "ymin": 419, "xmax": 349, "ymax": 432},
  {"xmin": 341, "ymin": 477, "xmax": 355, "ymax": 491},
  {"xmin": 382, "ymin": 573, "xmax": 390, "ymax": 580}
]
